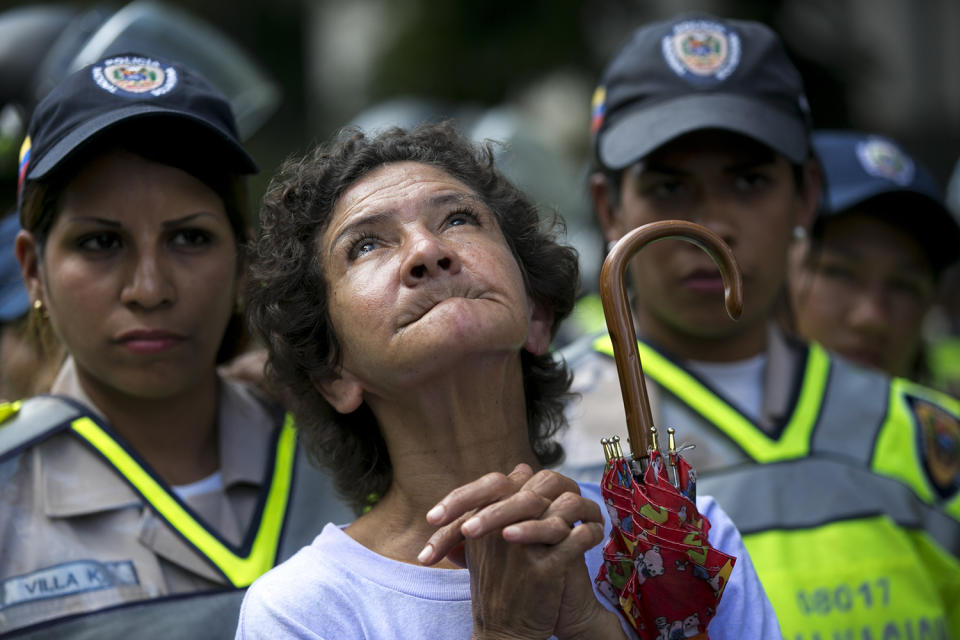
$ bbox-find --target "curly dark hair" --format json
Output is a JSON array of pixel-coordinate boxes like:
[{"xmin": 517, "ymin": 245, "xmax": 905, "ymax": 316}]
[{"xmin": 247, "ymin": 122, "xmax": 580, "ymax": 514}]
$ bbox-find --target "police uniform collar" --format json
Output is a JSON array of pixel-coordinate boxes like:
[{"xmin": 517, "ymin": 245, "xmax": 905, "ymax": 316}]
[
  {"xmin": 41, "ymin": 431, "xmax": 143, "ymax": 517},
  {"xmin": 43, "ymin": 358, "xmax": 275, "ymax": 516}
]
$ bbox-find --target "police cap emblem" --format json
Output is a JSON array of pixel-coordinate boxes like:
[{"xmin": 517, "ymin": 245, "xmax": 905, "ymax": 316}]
[
  {"xmin": 856, "ymin": 137, "xmax": 915, "ymax": 186},
  {"xmin": 91, "ymin": 56, "xmax": 178, "ymax": 98},
  {"xmin": 662, "ymin": 20, "xmax": 741, "ymax": 84}
]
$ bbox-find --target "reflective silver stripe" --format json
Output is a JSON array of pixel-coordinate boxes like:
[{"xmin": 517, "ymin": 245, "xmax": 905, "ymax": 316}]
[
  {"xmin": 0, "ymin": 397, "xmax": 84, "ymax": 460},
  {"xmin": 809, "ymin": 355, "xmax": 890, "ymax": 465},
  {"xmin": 702, "ymin": 457, "xmax": 960, "ymax": 554}
]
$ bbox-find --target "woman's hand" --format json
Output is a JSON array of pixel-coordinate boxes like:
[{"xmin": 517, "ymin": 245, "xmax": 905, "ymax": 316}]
[{"xmin": 419, "ymin": 465, "xmax": 626, "ymax": 640}]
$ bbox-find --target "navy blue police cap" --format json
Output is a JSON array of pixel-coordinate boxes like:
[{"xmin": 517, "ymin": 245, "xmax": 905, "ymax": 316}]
[
  {"xmin": 813, "ymin": 130, "xmax": 960, "ymax": 275},
  {"xmin": 591, "ymin": 13, "xmax": 811, "ymax": 170},
  {"xmin": 18, "ymin": 53, "xmax": 257, "ymax": 211}
]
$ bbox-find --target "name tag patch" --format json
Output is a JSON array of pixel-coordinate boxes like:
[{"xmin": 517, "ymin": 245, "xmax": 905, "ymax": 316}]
[{"xmin": 0, "ymin": 560, "xmax": 139, "ymax": 609}]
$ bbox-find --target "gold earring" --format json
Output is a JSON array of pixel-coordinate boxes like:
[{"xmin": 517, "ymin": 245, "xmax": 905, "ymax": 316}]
[{"xmin": 32, "ymin": 299, "xmax": 48, "ymax": 319}]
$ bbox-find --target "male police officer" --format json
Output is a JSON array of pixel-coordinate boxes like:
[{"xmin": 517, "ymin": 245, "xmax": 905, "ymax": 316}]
[{"xmin": 559, "ymin": 13, "xmax": 960, "ymax": 638}]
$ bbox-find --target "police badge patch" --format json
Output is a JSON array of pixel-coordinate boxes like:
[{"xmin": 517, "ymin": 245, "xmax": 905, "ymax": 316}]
[
  {"xmin": 661, "ymin": 19, "xmax": 741, "ymax": 85},
  {"xmin": 908, "ymin": 395, "xmax": 960, "ymax": 498},
  {"xmin": 91, "ymin": 56, "xmax": 178, "ymax": 98},
  {"xmin": 856, "ymin": 137, "xmax": 915, "ymax": 186}
]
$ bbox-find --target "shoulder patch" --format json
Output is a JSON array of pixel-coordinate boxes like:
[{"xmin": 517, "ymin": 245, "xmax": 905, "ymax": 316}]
[
  {"xmin": 0, "ymin": 396, "xmax": 84, "ymax": 461},
  {"xmin": 908, "ymin": 395, "xmax": 960, "ymax": 498}
]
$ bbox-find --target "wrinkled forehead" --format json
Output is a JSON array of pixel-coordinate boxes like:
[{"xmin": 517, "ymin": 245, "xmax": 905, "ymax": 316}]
[
  {"xmin": 320, "ymin": 161, "xmax": 492, "ymax": 247},
  {"xmin": 342, "ymin": 161, "xmax": 476, "ymax": 208}
]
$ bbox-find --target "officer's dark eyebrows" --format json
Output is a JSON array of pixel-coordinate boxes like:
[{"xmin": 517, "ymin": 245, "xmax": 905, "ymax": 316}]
[
  {"xmin": 632, "ymin": 151, "xmax": 779, "ymax": 179},
  {"xmin": 58, "ymin": 216, "xmax": 122, "ymax": 228},
  {"xmin": 722, "ymin": 156, "xmax": 779, "ymax": 175},
  {"xmin": 162, "ymin": 212, "xmax": 222, "ymax": 228},
  {"xmin": 630, "ymin": 160, "xmax": 685, "ymax": 178}
]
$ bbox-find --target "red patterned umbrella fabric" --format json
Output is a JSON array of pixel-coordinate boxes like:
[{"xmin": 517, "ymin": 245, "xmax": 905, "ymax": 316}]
[{"xmin": 594, "ymin": 434, "xmax": 736, "ymax": 639}]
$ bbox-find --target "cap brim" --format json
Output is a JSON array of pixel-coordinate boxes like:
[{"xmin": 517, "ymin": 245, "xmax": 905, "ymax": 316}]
[
  {"xmin": 598, "ymin": 93, "xmax": 809, "ymax": 169},
  {"xmin": 27, "ymin": 104, "xmax": 258, "ymax": 180},
  {"xmin": 825, "ymin": 182, "xmax": 944, "ymax": 218}
]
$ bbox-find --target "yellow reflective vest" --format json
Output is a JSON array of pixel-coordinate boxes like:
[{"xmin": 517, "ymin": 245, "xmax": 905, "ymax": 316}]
[
  {"xmin": 0, "ymin": 395, "xmax": 352, "ymax": 638},
  {"xmin": 590, "ymin": 335, "xmax": 960, "ymax": 639}
]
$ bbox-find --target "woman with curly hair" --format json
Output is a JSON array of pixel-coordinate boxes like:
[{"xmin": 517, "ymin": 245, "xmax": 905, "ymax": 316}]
[{"xmin": 237, "ymin": 123, "xmax": 775, "ymax": 639}]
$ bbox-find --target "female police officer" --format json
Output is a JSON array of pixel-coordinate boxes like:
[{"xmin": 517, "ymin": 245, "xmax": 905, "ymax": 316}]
[{"xmin": 0, "ymin": 54, "xmax": 349, "ymax": 637}]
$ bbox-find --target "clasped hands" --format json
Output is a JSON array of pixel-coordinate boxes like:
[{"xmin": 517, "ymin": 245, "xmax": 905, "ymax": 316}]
[{"xmin": 418, "ymin": 464, "xmax": 627, "ymax": 640}]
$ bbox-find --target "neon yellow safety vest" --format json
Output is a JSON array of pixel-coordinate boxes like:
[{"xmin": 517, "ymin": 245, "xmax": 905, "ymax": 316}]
[
  {"xmin": 592, "ymin": 335, "xmax": 960, "ymax": 639},
  {"xmin": 926, "ymin": 335, "xmax": 960, "ymax": 396}
]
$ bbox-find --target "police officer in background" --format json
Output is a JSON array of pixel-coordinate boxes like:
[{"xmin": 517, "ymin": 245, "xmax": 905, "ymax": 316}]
[
  {"xmin": 789, "ymin": 130, "xmax": 960, "ymax": 384},
  {"xmin": 0, "ymin": 55, "xmax": 350, "ymax": 638},
  {"xmin": 558, "ymin": 13, "xmax": 960, "ymax": 638}
]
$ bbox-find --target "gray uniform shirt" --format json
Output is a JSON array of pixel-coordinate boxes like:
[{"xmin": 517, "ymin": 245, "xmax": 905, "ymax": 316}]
[{"xmin": 0, "ymin": 358, "xmax": 278, "ymax": 633}]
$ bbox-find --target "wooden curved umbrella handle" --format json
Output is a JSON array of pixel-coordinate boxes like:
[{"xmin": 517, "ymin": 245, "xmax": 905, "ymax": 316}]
[{"xmin": 599, "ymin": 220, "xmax": 743, "ymax": 458}]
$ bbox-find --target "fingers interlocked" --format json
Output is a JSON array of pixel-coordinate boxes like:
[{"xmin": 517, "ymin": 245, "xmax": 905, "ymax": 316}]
[{"xmin": 418, "ymin": 464, "xmax": 605, "ymax": 565}]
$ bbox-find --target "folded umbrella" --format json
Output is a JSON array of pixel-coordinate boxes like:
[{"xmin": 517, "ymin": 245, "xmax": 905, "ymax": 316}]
[{"xmin": 593, "ymin": 221, "xmax": 743, "ymax": 639}]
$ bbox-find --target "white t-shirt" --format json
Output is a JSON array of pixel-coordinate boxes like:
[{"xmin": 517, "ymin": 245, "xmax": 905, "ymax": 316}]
[
  {"xmin": 172, "ymin": 471, "xmax": 225, "ymax": 500},
  {"xmin": 235, "ymin": 483, "xmax": 781, "ymax": 640}
]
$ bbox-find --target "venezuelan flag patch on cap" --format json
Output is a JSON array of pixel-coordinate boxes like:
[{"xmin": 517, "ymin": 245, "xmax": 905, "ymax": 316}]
[
  {"xmin": 590, "ymin": 86, "xmax": 606, "ymax": 136},
  {"xmin": 17, "ymin": 136, "xmax": 31, "ymax": 197}
]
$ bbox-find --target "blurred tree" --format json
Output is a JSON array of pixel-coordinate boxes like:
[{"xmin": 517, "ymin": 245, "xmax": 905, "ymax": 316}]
[{"xmin": 370, "ymin": 0, "xmax": 591, "ymax": 104}]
